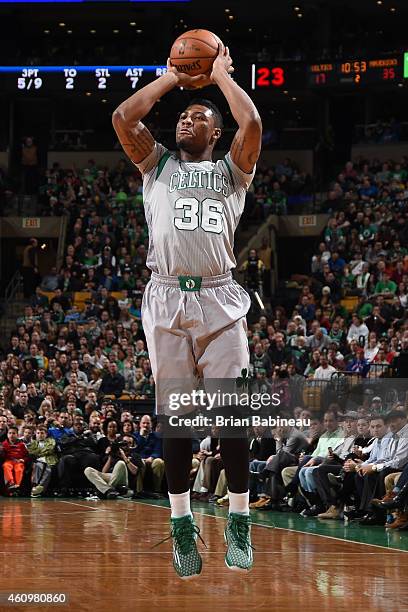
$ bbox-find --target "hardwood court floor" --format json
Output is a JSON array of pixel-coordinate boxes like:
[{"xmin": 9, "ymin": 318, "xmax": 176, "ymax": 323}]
[{"xmin": 1, "ymin": 498, "xmax": 408, "ymax": 612}]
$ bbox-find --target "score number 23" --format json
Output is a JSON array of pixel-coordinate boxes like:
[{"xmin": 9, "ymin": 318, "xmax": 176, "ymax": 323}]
[{"xmin": 256, "ymin": 67, "xmax": 285, "ymax": 88}]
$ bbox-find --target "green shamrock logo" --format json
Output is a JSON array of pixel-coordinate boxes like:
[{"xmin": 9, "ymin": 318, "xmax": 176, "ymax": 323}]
[{"xmin": 236, "ymin": 368, "xmax": 249, "ymax": 389}]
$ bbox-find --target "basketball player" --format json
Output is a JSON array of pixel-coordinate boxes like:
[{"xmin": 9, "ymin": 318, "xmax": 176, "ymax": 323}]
[{"xmin": 113, "ymin": 44, "xmax": 262, "ymax": 578}]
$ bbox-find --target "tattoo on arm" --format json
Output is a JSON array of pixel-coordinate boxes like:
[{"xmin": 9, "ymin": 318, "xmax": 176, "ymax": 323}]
[
  {"xmin": 116, "ymin": 123, "xmax": 155, "ymax": 163},
  {"xmin": 230, "ymin": 133, "xmax": 245, "ymax": 164},
  {"xmin": 230, "ymin": 132, "xmax": 260, "ymax": 173}
]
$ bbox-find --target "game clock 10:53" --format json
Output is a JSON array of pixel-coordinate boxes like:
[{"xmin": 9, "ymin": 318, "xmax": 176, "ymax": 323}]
[{"xmin": 251, "ymin": 63, "xmax": 306, "ymax": 90}]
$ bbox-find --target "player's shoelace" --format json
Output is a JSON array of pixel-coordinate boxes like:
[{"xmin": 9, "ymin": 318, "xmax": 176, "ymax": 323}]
[
  {"xmin": 153, "ymin": 515, "xmax": 206, "ymax": 578},
  {"xmin": 225, "ymin": 513, "xmax": 254, "ymax": 571}
]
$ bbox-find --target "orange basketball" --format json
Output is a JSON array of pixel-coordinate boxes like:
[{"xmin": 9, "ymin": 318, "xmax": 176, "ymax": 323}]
[{"xmin": 169, "ymin": 29, "xmax": 222, "ymax": 76}]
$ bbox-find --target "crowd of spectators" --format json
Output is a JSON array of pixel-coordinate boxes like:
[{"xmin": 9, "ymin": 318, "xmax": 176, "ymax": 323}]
[
  {"xmin": 353, "ymin": 118, "xmax": 404, "ymax": 145},
  {"xmin": 249, "ymin": 157, "xmax": 313, "ymax": 218},
  {"xmin": 190, "ymin": 407, "xmax": 408, "ymax": 531},
  {"xmin": 0, "ymin": 153, "xmax": 408, "ymax": 536}
]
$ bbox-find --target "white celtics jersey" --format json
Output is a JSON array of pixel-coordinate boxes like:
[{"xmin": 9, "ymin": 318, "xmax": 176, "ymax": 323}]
[{"xmin": 135, "ymin": 142, "xmax": 255, "ymax": 277}]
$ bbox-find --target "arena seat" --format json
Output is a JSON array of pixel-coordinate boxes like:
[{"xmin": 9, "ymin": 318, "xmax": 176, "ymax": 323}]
[
  {"xmin": 39, "ymin": 290, "xmax": 56, "ymax": 302},
  {"xmin": 73, "ymin": 292, "xmax": 92, "ymax": 310},
  {"xmin": 340, "ymin": 296, "xmax": 359, "ymax": 312}
]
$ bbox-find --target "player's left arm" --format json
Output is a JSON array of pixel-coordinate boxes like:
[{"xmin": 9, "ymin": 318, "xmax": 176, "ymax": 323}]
[{"xmin": 211, "ymin": 44, "xmax": 262, "ymax": 173}]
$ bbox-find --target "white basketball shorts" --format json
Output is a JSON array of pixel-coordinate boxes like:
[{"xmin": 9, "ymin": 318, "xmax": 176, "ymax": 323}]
[{"xmin": 141, "ymin": 272, "xmax": 251, "ymax": 415}]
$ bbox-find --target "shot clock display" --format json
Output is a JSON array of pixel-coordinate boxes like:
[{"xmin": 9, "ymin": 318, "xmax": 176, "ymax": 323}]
[
  {"xmin": 251, "ymin": 63, "xmax": 306, "ymax": 90},
  {"xmin": 0, "ymin": 65, "xmax": 167, "ymax": 93}
]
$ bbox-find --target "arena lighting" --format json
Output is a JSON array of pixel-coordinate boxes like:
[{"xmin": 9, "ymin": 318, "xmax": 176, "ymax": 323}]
[
  {"xmin": 58, "ymin": 22, "xmax": 65, "ymax": 27},
  {"xmin": 40, "ymin": 243, "xmax": 46, "ymax": 250},
  {"xmin": 90, "ymin": 29, "xmax": 96, "ymax": 34},
  {"xmin": 228, "ymin": 15, "xmax": 234, "ymax": 20},
  {"xmin": 297, "ymin": 13, "xmax": 303, "ymax": 17},
  {"xmin": 294, "ymin": 5, "xmax": 301, "ymax": 10},
  {"xmin": 129, "ymin": 22, "xmax": 136, "ymax": 26},
  {"xmin": 254, "ymin": 292, "xmax": 265, "ymax": 311}
]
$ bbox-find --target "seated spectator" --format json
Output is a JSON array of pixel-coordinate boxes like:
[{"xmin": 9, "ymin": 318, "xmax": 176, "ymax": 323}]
[
  {"xmin": 28, "ymin": 425, "xmax": 59, "ymax": 497},
  {"xmin": 345, "ymin": 411, "xmax": 408, "ymax": 524},
  {"xmin": 313, "ymin": 354, "xmax": 337, "ymax": 380},
  {"xmin": 306, "ymin": 325, "xmax": 331, "ymax": 351},
  {"xmin": 97, "ymin": 418, "xmax": 120, "ymax": 455},
  {"xmin": 346, "ymin": 348, "xmax": 370, "ymax": 378},
  {"xmin": 346, "ymin": 314, "xmax": 369, "ymax": 345},
  {"xmin": 374, "ymin": 272, "xmax": 397, "ymax": 296},
  {"xmin": 85, "ymin": 434, "xmax": 143, "ymax": 499},
  {"xmin": 57, "ymin": 416, "xmax": 100, "ymax": 494},
  {"xmin": 250, "ymin": 423, "xmax": 308, "ymax": 509},
  {"xmin": 0, "ymin": 415, "xmax": 8, "ymax": 442},
  {"xmin": 40, "ymin": 267, "xmax": 59, "ymax": 291},
  {"xmin": 1, "ymin": 426, "xmax": 29, "ymax": 494},
  {"xmin": 134, "ymin": 414, "xmax": 164, "ymax": 493},
  {"xmin": 99, "ymin": 362, "xmax": 125, "ymax": 398}
]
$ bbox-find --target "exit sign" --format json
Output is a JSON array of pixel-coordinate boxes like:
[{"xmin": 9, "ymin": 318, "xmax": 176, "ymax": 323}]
[
  {"xmin": 22, "ymin": 218, "xmax": 41, "ymax": 229},
  {"xmin": 299, "ymin": 215, "xmax": 316, "ymax": 227}
]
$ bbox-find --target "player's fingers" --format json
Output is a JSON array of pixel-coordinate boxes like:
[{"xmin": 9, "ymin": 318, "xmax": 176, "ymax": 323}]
[
  {"xmin": 166, "ymin": 58, "xmax": 171, "ymax": 69},
  {"xmin": 218, "ymin": 41, "xmax": 225, "ymax": 55},
  {"xmin": 189, "ymin": 75, "xmax": 208, "ymax": 87},
  {"xmin": 227, "ymin": 66, "xmax": 235, "ymax": 74}
]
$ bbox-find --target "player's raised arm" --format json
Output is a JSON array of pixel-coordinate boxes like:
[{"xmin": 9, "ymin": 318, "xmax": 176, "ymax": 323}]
[
  {"xmin": 210, "ymin": 45, "xmax": 262, "ymax": 173},
  {"xmin": 112, "ymin": 66, "xmax": 208, "ymax": 166}
]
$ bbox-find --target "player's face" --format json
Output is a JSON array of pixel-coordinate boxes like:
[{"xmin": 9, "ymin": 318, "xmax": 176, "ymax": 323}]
[{"xmin": 176, "ymin": 104, "xmax": 220, "ymax": 154}]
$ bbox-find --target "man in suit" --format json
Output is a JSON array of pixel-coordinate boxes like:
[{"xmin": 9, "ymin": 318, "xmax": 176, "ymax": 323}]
[{"xmin": 250, "ymin": 423, "xmax": 309, "ymax": 509}]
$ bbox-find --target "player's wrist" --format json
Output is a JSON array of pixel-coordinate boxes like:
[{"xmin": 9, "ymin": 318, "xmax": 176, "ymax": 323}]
[
  {"xmin": 211, "ymin": 68, "xmax": 231, "ymax": 84},
  {"xmin": 162, "ymin": 70, "xmax": 179, "ymax": 88}
]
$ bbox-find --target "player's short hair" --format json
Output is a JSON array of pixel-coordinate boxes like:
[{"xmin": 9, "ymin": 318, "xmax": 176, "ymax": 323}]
[{"xmin": 187, "ymin": 98, "xmax": 223, "ymax": 129}]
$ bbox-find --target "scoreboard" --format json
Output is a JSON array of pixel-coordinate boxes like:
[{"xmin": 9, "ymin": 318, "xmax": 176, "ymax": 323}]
[
  {"xmin": 0, "ymin": 65, "xmax": 167, "ymax": 93},
  {"xmin": 1, "ymin": 56, "xmax": 406, "ymax": 96},
  {"xmin": 251, "ymin": 55, "xmax": 405, "ymax": 90},
  {"xmin": 308, "ymin": 57, "xmax": 402, "ymax": 87}
]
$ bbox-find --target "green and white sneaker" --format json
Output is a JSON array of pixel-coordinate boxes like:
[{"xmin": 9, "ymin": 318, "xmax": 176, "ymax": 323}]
[
  {"xmin": 165, "ymin": 515, "xmax": 204, "ymax": 580},
  {"xmin": 224, "ymin": 512, "xmax": 253, "ymax": 572}
]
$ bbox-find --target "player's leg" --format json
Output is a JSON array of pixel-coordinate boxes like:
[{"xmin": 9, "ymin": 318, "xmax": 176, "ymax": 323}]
[
  {"xmin": 197, "ymin": 316, "xmax": 253, "ymax": 571},
  {"xmin": 142, "ymin": 281, "xmax": 203, "ymax": 579},
  {"xmin": 161, "ymin": 423, "xmax": 204, "ymax": 579}
]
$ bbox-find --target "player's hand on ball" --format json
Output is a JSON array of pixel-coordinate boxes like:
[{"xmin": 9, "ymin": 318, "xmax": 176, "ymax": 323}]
[
  {"xmin": 210, "ymin": 43, "xmax": 234, "ymax": 82},
  {"xmin": 166, "ymin": 59, "xmax": 209, "ymax": 90}
]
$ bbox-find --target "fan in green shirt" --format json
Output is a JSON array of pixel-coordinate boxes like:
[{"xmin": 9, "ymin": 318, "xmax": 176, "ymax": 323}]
[
  {"xmin": 357, "ymin": 301, "xmax": 373, "ymax": 318},
  {"xmin": 374, "ymin": 274, "xmax": 397, "ymax": 295}
]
